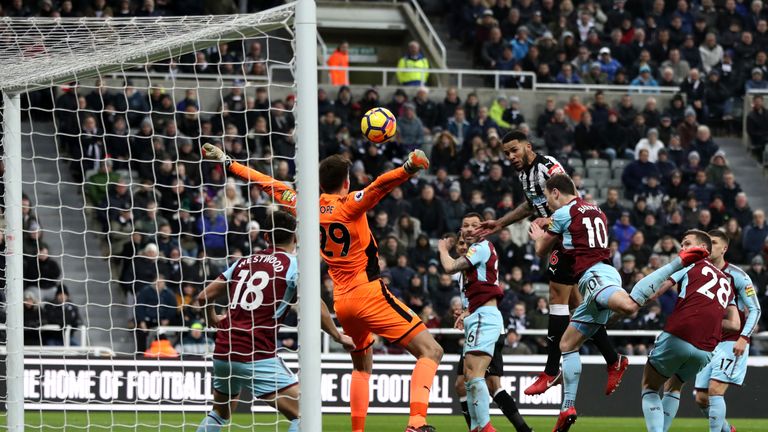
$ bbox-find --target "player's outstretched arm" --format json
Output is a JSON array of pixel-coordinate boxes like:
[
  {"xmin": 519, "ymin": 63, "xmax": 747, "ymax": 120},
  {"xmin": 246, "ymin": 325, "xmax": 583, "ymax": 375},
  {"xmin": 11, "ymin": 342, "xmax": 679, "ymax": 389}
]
[
  {"xmin": 630, "ymin": 247, "xmax": 709, "ymax": 306},
  {"xmin": 437, "ymin": 238, "xmax": 473, "ymax": 274},
  {"xmin": 475, "ymin": 201, "xmax": 533, "ymax": 238},
  {"xmin": 528, "ymin": 222, "xmax": 557, "ymax": 258},
  {"xmin": 342, "ymin": 150, "xmax": 429, "ymax": 217},
  {"xmin": 722, "ymin": 304, "xmax": 741, "ymax": 333},
  {"xmin": 320, "ymin": 301, "xmax": 355, "ymax": 351},
  {"xmin": 201, "ymin": 143, "xmax": 297, "ymax": 215}
]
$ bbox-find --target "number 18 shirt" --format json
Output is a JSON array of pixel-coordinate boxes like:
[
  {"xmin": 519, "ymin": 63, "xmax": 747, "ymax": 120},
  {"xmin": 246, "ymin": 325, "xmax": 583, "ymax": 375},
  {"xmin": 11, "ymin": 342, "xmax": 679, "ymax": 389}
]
[
  {"xmin": 666, "ymin": 260, "xmax": 736, "ymax": 351},
  {"xmin": 213, "ymin": 249, "xmax": 298, "ymax": 363}
]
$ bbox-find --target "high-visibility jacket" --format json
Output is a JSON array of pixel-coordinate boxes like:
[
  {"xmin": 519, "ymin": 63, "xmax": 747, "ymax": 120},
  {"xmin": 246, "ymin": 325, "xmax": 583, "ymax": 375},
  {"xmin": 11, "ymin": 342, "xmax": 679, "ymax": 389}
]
[
  {"xmin": 327, "ymin": 49, "xmax": 349, "ymax": 86},
  {"xmin": 396, "ymin": 54, "xmax": 429, "ymax": 85}
]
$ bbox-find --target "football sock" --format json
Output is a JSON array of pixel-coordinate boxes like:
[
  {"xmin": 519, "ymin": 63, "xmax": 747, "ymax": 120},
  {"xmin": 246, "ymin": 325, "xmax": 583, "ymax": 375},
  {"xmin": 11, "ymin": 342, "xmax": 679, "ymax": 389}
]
[
  {"xmin": 466, "ymin": 377, "xmax": 491, "ymax": 430},
  {"xmin": 642, "ymin": 389, "xmax": 664, "ymax": 432},
  {"xmin": 493, "ymin": 389, "xmax": 532, "ymax": 432},
  {"xmin": 631, "ymin": 257, "xmax": 684, "ymax": 306},
  {"xmin": 662, "ymin": 391, "xmax": 680, "ymax": 432},
  {"xmin": 196, "ymin": 411, "xmax": 228, "ymax": 432},
  {"xmin": 545, "ymin": 304, "xmax": 570, "ymax": 376},
  {"xmin": 288, "ymin": 419, "xmax": 299, "ymax": 432},
  {"xmin": 722, "ymin": 419, "xmax": 732, "ymax": 432},
  {"xmin": 408, "ymin": 357, "xmax": 438, "ymax": 428},
  {"xmin": 591, "ymin": 326, "xmax": 619, "ymax": 365},
  {"xmin": 350, "ymin": 370, "xmax": 371, "ymax": 432},
  {"xmin": 709, "ymin": 395, "xmax": 726, "ymax": 432},
  {"xmin": 460, "ymin": 397, "xmax": 471, "ymax": 428},
  {"xmin": 561, "ymin": 351, "xmax": 581, "ymax": 411}
]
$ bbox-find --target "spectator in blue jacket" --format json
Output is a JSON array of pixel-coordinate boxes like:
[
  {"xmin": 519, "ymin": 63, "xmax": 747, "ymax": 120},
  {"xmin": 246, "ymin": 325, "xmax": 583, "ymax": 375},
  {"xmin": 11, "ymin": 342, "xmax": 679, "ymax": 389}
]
[
  {"xmin": 197, "ymin": 200, "xmax": 228, "ymax": 258},
  {"xmin": 630, "ymin": 65, "xmax": 659, "ymax": 89},
  {"xmin": 612, "ymin": 211, "xmax": 637, "ymax": 253},
  {"xmin": 743, "ymin": 209, "xmax": 768, "ymax": 261},
  {"xmin": 511, "ymin": 26, "xmax": 532, "ymax": 61},
  {"xmin": 622, "ymin": 149, "xmax": 661, "ymax": 199},
  {"xmin": 556, "ymin": 63, "xmax": 581, "ymax": 84},
  {"xmin": 598, "ymin": 46, "xmax": 623, "ymax": 81}
]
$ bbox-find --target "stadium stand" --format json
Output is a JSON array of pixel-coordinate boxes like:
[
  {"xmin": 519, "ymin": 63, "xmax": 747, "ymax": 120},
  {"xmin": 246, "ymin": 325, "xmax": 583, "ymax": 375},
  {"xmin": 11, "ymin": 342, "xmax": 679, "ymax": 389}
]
[{"xmin": 6, "ymin": 0, "xmax": 768, "ymax": 360}]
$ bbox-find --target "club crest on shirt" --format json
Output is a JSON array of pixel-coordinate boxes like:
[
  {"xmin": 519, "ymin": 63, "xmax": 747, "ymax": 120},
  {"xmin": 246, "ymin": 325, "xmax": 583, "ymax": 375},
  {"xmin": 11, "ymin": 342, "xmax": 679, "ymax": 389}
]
[{"xmin": 354, "ymin": 191, "xmax": 365, "ymax": 201}]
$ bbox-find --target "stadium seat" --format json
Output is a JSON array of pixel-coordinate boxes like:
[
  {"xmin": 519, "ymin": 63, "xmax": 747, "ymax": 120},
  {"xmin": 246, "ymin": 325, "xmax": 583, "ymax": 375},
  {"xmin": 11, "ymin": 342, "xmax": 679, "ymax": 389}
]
[
  {"xmin": 605, "ymin": 178, "xmax": 623, "ymax": 190},
  {"xmin": 612, "ymin": 166, "xmax": 625, "ymax": 179},
  {"xmin": 587, "ymin": 166, "xmax": 611, "ymax": 180},
  {"xmin": 568, "ymin": 158, "xmax": 584, "ymax": 168},
  {"xmin": 611, "ymin": 159, "xmax": 630, "ymax": 170},
  {"xmin": 585, "ymin": 187, "xmax": 601, "ymax": 200},
  {"xmin": 582, "ymin": 178, "xmax": 597, "ymax": 189},
  {"xmin": 572, "ymin": 166, "xmax": 586, "ymax": 177},
  {"xmin": 533, "ymin": 283, "xmax": 549, "ymax": 296},
  {"xmin": 585, "ymin": 158, "xmax": 610, "ymax": 169}
]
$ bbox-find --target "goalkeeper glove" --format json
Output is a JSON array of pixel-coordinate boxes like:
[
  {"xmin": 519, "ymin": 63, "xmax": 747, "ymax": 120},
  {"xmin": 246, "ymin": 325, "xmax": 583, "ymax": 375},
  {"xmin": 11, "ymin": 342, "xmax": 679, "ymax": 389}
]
[
  {"xmin": 201, "ymin": 143, "xmax": 231, "ymax": 168},
  {"xmin": 678, "ymin": 246, "xmax": 709, "ymax": 267},
  {"xmin": 403, "ymin": 150, "xmax": 429, "ymax": 175}
]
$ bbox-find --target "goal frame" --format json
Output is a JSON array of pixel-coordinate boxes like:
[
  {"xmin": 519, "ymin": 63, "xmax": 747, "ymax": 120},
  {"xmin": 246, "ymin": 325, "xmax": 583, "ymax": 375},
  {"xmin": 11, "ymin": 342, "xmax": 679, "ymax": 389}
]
[{"xmin": 1, "ymin": 1, "xmax": 321, "ymax": 430}]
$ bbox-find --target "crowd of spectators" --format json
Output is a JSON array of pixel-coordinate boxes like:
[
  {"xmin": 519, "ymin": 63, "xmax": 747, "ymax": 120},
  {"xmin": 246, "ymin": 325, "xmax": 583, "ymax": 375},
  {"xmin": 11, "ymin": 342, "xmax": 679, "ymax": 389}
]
[{"xmin": 9, "ymin": 0, "xmax": 768, "ymax": 356}]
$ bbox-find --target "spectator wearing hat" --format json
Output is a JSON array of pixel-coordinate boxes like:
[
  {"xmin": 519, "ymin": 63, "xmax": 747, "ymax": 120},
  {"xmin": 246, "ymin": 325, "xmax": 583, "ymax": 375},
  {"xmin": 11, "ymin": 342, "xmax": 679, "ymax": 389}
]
[
  {"xmin": 582, "ymin": 61, "xmax": 608, "ymax": 84},
  {"xmin": 681, "ymin": 151, "xmax": 703, "ymax": 185},
  {"xmin": 746, "ymin": 67, "xmax": 768, "ymax": 91},
  {"xmin": 699, "ymin": 32, "xmax": 724, "ymax": 74},
  {"xmin": 619, "ymin": 253, "xmax": 637, "ymax": 289},
  {"xmin": 704, "ymin": 151, "xmax": 730, "ymax": 187},
  {"xmin": 326, "ymin": 41, "xmax": 349, "ymax": 86},
  {"xmin": 502, "ymin": 95, "xmax": 526, "ymax": 128},
  {"xmin": 655, "ymin": 148, "xmax": 677, "ymax": 181},
  {"xmin": 747, "ymin": 95, "xmax": 768, "ymax": 159},
  {"xmin": 747, "ymin": 255, "xmax": 768, "ymax": 297},
  {"xmin": 537, "ymin": 31, "xmax": 558, "ymax": 64},
  {"xmin": 657, "ymin": 114, "xmax": 675, "ymax": 144},
  {"xmin": 630, "ymin": 64, "xmax": 659, "ymax": 89},
  {"xmin": 598, "ymin": 46, "xmax": 622, "ymax": 81},
  {"xmin": 677, "ymin": 107, "xmax": 699, "ymax": 148},
  {"xmin": 744, "ymin": 209, "xmax": 768, "ymax": 261},
  {"xmin": 396, "ymin": 41, "xmax": 429, "ymax": 86},
  {"xmin": 511, "ymin": 26, "xmax": 533, "ymax": 61},
  {"xmin": 42, "ymin": 285, "xmax": 81, "ymax": 346}
]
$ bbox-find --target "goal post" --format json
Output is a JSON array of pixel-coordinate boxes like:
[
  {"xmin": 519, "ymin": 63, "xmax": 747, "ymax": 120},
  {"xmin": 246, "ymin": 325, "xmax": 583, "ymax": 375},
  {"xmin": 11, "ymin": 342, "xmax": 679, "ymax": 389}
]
[{"xmin": 0, "ymin": 3, "xmax": 321, "ymax": 431}]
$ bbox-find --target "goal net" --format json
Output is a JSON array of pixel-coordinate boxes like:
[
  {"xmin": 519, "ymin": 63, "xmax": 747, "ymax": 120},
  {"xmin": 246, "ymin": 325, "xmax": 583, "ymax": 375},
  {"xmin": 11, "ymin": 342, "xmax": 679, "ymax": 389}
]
[{"xmin": 0, "ymin": 4, "xmax": 321, "ymax": 431}]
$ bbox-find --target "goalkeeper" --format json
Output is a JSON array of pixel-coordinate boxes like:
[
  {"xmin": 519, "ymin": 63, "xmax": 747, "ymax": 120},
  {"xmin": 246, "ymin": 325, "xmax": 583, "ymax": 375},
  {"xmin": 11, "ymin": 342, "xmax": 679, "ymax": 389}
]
[
  {"xmin": 195, "ymin": 210, "xmax": 354, "ymax": 432},
  {"xmin": 202, "ymin": 144, "xmax": 444, "ymax": 432}
]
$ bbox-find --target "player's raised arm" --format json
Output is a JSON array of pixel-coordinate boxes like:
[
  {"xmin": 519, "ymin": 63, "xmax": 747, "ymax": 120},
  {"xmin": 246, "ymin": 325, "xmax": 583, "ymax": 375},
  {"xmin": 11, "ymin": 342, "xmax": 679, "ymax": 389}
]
[
  {"xmin": 202, "ymin": 143, "xmax": 297, "ymax": 215},
  {"xmin": 341, "ymin": 150, "xmax": 429, "ymax": 217},
  {"xmin": 630, "ymin": 247, "xmax": 709, "ymax": 306},
  {"xmin": 475, "ymin": 200, "xmax": 533, "ymax": 238},
  {"xmin": 437, "ymin": 237, "xmax": 473, "ymax": 274}
]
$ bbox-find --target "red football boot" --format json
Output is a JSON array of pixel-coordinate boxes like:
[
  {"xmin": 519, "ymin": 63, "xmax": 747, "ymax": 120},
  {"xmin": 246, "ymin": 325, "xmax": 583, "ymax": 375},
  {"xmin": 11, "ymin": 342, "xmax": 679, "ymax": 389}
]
[
  {"xmin": 605, "ymin": 354, "xmax": 629, "ymax": 395},
  {"xmin": 525, "ymin": 370, "xmax": 562, "ymax": 395},
  {"xmin": 552, "ymin": 407, "xmax": 577, "ymax": 432}
]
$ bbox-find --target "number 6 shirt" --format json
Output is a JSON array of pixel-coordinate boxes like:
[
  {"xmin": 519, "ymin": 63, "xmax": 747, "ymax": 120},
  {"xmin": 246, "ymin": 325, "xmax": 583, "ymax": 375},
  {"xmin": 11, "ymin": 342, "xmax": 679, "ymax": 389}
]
[{"xmin": 213, "ymin": 248, "xmax": 298, "ymax": 362}]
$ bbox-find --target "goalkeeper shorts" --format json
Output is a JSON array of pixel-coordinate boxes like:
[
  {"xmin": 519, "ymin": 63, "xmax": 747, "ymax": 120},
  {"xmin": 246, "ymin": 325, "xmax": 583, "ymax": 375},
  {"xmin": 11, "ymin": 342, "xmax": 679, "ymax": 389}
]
[
  {"xmin": 212, "ymin": 357, "xmax": 298, "ymax": 398},
  {"xmin": 334, "ymin": 280, "xmax": 427, "ymax": 352}
]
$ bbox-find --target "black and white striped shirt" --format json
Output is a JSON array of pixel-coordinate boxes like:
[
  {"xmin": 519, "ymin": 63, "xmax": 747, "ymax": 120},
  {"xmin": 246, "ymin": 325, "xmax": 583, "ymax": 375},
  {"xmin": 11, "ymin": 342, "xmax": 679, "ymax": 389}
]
[{"xmin": 518, "ymin": 153, "xmax": 566, "ymax": 218}]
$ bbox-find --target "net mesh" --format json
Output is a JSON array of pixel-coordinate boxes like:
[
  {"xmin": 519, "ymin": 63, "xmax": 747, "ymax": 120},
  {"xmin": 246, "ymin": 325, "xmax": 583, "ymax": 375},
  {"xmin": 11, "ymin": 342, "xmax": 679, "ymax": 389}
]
[{"xmin": 0, "ymin": 6, "xmax": 305, "ymax": 431}]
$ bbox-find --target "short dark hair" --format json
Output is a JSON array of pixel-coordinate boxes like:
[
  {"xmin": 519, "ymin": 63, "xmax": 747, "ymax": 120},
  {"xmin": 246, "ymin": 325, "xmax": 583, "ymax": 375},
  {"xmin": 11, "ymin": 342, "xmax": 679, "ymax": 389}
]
[
  {"xmin": 263, "ymin": 211, "xmax": 297, "ymax": 246},
  {"xmin": 545, "ymin": 174, "xmax": 577, "ymax": 196},
  {"xmin": 502, "ymin": 130, "xmax": 528, "ymax": 144},
  {"xmin": 683, "ymin": 229, "xmax": 712, "ymax": 252},
  {"xmin": 462, "ymin": 212, "xmax": 483, "ymax": 223},
  {"xmin": 707, "ymin": 229, "xmax": 729, "ymax": 246},
  {"xmin": 318, "ymin": 155, "xmax": 352, "ymax": 192}
]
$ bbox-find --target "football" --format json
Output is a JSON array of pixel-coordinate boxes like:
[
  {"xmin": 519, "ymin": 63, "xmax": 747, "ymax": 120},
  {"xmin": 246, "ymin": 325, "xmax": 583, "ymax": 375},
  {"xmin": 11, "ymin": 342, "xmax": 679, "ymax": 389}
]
[{"xmin": 361, "ymin": 107, "xmax": 397, "ymax": 144}]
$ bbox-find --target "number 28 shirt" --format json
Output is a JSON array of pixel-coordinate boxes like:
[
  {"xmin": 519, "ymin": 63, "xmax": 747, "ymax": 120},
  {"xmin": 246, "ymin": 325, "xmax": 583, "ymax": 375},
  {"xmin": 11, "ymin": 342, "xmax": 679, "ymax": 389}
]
[
  {"xmin": 213, "ymin": 249, "xmax": 298, "ymax": 363},
  {"xmin": 546, "ymin": 197, "xmax": 611, "ymax": 275},
  {"xmin": 666, "ymin": 260, "xmax": 736, "ymax": 351}
]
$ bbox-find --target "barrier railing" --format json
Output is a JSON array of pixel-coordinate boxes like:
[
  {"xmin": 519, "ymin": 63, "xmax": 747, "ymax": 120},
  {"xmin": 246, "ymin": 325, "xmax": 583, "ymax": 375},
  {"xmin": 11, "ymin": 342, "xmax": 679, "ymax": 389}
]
[{"xmin": 407, "ymin": 0, "xmax": 446, "ymax": 66}]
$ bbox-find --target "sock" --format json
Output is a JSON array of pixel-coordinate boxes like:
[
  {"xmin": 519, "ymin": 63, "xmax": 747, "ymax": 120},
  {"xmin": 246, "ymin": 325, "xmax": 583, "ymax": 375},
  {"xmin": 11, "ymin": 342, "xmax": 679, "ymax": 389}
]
[
  {"xmin": 466, "ymin": 377, "xmax": 491, "ymax": 430},
  {"xmin": 408, "ymin": 357, "xmax": 439, "ymax": 428},
  {"xmin": 196, "ymin": 411, "xmax": 228, "ymax": 432},
  {"xmin": 631, "ymin": 257, "xmax": 684, "ymax": 306},
  {"xmin": 288, "ymin": 419, "xmax": 299, "ymax": 432},
  {"xmin": 350, "ymin": 370, "xmax": 371, "ymax": 432},
  {"xmin": 709, "ymin": 395, "xmax": 726, "ymax": 432},
  {"xmin": 722, "ymin": 419, "xmax": 732, "ymax": 432},
  {"xmin": 545, "ymin": 304, "xmax": 570, "ymax": 376},
  {"xmin": 561, "ymin": 351, "xmax": 581, "ymax": 411},
  {"xmin": 460, "ymin": 397, "xmax": 471, "ymax": 428},
  {"xmin": 662, "ymin": 391, "xmax": 680, "ymax": 432},
  {"xmin": 493, "ymin": 389, "xmax": 531, "ymax": 432},
  {"xmin": 642, "ymin": 389, "xmax": 664, "ymax": 432},
  {"xmin": 591, "ymin": 326, "xmax": 619, "ymax": 365}
]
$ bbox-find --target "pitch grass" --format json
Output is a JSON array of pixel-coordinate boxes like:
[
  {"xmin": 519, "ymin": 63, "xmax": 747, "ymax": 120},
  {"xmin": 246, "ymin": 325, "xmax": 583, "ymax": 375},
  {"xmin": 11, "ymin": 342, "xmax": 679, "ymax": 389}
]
[{"xmin": 4, "ymin": 412, "xmax": 768, "ymax": 432}]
